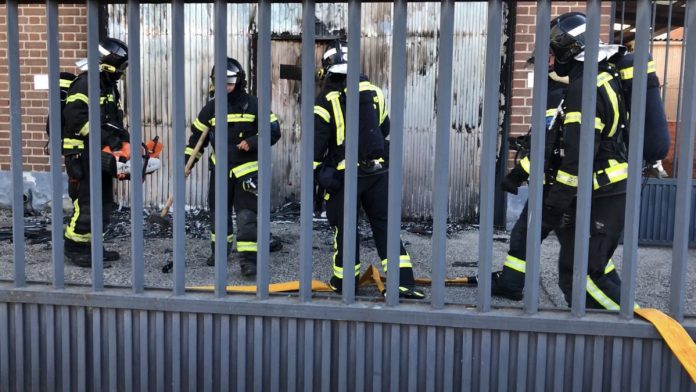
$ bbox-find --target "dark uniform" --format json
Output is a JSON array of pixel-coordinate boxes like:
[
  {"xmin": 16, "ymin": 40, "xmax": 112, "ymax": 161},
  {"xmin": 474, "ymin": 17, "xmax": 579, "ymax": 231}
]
[
  {"xmin": 313, "ymin": 72, "xmax": 424, "ymax": 299},
  {"xmin": 186, "ymin": 84, "xmax": 281, "ymax": 274},
  {"xmin": 62, "ymin": 70, "xmax": 129, "ymax": 266}
]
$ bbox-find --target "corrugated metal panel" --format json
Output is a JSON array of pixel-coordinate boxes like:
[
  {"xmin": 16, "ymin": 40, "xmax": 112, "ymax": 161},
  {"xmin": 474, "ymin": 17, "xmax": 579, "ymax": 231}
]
[
  {"xmin": 107, "ymin": 3, "xmax": 489, "ymax": 221},
  {"xmin": 638, "ymin": 178, "xmax": 696, "ymax": 246},
  {"xmin": 0, "ymin": 301, "xmax": 693, "ymax": 391}
]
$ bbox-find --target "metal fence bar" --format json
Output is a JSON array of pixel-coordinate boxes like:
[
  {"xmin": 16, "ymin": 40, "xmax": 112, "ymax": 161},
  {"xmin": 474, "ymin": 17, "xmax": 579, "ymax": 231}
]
[
  {"xmin": 477, "ymin": 0, "xmax": 502, "ymax": 312},
  {"xmin": 621, "ymin": 0, "xmax": 650, "ymax": 319},
  {"xmin": 213, "ymin": 0, "xmax": 229, "ymax": 298},
  {"xmin": 256, "ymin": 0, "xmax": 272, "ymax": 299},
  {"xmin": 661, "ymin": 1, "xmax": 674, "ymax": 106},
  {"xmin": 127, "ymin": 0, "xmax": 144, "ymax": 293},
  {"xmin": 123, "ymin": 309, "xmax": 133, "ymax": 392},
  {"xmin": 524, "ymin": 0, "xmax": 550, "ymax": 315},
  {"xmin": 670, "ymin": 0, "xmax": 696, "ymax": 322},
  {"xmin": 672, "ymin": 26, "xmax": 688, "ymax": 172},
  {"xmin": 92, "ymin": 308, "xmax": 102, "ymax": 390},
  {"xmin": 171, "ymin": 0, "xmax": 186, "ymax": 296},
  {"xmin": 431, "ymin": 0, "xmax": 455, "ymax": 309},
  {"xmin": 342, "ymin": 0, "xmax": 361, "ymax": 304},
  {"xmin": 570, "ymin": 0, "xmax": 600, "ymax": 317},
  {"xmin": 619, "ymin": 0, "xmax": 626, "ymax": 45},
  {"xmin": 299, "ymin": 0, "xmax": 316, "ymax": 302},
  {"xmin": 46, "ymin": 0, "xmax": 65, "ymax": 289},
  {"xmin": 45, "ymin": 306, "xmax": 55, "ymax": 392},
  {"xmin": 7, "ymin": 0, "xmax": 26, "ymax": 288},
  {"xmin": 60, "ymin": 306, "xmax": 71, "ymax": 391},
  {"xmin": 87, "ymin": 0, "xmax": 105, "ymax": 290},
  {"xmin": 386, "ymin": 0, "xmax": 408, "ymax": 306}
]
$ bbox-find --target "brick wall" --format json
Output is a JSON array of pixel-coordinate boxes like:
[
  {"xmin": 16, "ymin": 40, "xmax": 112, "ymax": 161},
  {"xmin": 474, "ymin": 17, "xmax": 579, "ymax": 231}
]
[
  {"xmin": 509, "ymin": 2, "xmax": 613, "ymax": 167},
  {"xmin": 0, "ymin": 4, "xmax": 87, "ymax": 172}
]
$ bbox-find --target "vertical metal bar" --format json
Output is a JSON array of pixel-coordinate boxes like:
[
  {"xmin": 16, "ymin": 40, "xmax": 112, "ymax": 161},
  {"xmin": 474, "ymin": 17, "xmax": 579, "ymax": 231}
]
[
  {"xmin": 7, "ymin": 0, "xmax": 26, "ymax": 287},
  {"xmin": 342, "ymin": 0, "xmax": 361, "ymax": 304},
  {"xmin": 236, "ymin": 317, "xmax": 247, "ymax": 391},
  {"xmin": 571, "ymin": 0, "xmax": 601, "ymax": 317},
  {"xmin": 172, "ymin": 313, "xmax": 181, "ymax": 391},
  {"xmin": 299, "ymin": 0, "xmax": 316, "ymax": 302},
  {"xmin": 497, "ymin": 331, "xmax": 509, "ymax": 392},
  {"xmin": 13, "ymin": 306, "xmax": 25, "ymax": 391},
  {"xmin": 256, "ymin": 0, "xmax": 272, "ymax": 299},
  {"xmin": 156, "ymin": 312, "xmax": 164, "ymax": 391},
  {"xmin": 87, "ymin": 0, "xmax": 105, "ymax": 290},
  {"xmin": 203, "ymin": 314, "xmax": 212, "ymax": 392},
  {"xmin": 610, "ymin": 337, "xmax": 623, "ymax": 392},
  {"xmin": 515, "ymin": 333, "xmax": 528, "ymax": 391},
  {"xmin": 127, "ymin": 0, "xmax": 144, "ymax": 294},
  {"xmin": 139, "ymin": 310, "xmax": 149, "ymax": 391},
  {"xmin": 477, "ymin": 0, "xmax": 503, "ymax": 312},
  {"xmin": 171, "ymin": 0, "xmax": 186, "ymax": 296},
  {"xmin": 649, "ymin": 340, "xmax": 661, "ymax": 392},
  {"xmin": 123, "ymin": 310, "xmax": 133, "ymax": 392},
  {"xmin": 61, "ymin": 306, "xmax": 71, "ymax": 392},
  {"xmin": 188, "ymin": 315, "xmax": 197, "ymax": 391},
  {"xmin": 661, "ymin": 1, "xmax": 674, "ymax": 105},
  {"xmin": 461, "ymin": 329, "xmax": 473, "ymax": 392},
  {"xmin": 45, "ymin": 306, "xmax": 55, "ymax": 392},
  {"xmin": 286, "ymin": 319, "xmax": 297, "ymax": 392},
  {"xmin": 443, "ymin": 328, "xmax": 454, "ymax": 392},
  {"xmin": 220, "ymin": 316, "xmax": 230, "ymax": 390},
  {"xmin": 425, "ymin": 327, "xmax": 436, "ymax": 392},
  {"xmin": 373, "ymin": 324, "xmax": 384, "ymax": 391},
  {"xmin": 534, "ymin": 333, "xmax": 548, "ymax": 392},
  {"xmin": 213, "ymin": 0, "xmax": 229, "ymax": 297},
  {"xmin": 479, "ymin": 330, "xmax": 492, "ymax": 392},
  {"xmin": 571, "ymin": 335, "xmax": 585, "ymax": 392},
  {"xmin": 432, "ymin": 0, "xmax": 456, "ymax": 310},
  {"xmin": 389, "ymin": 325, "xmax": 401, "ymax": 392},
  {"xmin": 621, "ymin": 0, "xmax": 651, "ymax": 319},
  {"xmin": 670, "ymin": 0, "xmax": 696, "ymax": 321},
  {"xmin": 270, "ymin": 318, "xmax": 280, "ymax": 392},
  {"xmin": 630, "ymin": 339, "xmax": 642, "ymax": 391},
  {"xmin": 29, "ymin": 305, "xmax": 39, "ymax": 391},
  {"xmin": 553, "ymin": 335, "xmax": 566, "ymax": 391},
  {"xmin": 408, "ymin": 326, "xmax": 418, "ymax": 392},
  {"xmin": 108, "ymin": 310, "xmax": 117, "ymax": 392},
  {"xmin": 77, "ymin": 307, "xmax": 86, "ymax": 391},
  {"xmin": 254, "ymin": 317, "xmax": 264, "ymax": 391},
  {"xmin": 619, "ymin": 0, "xmax": 626, "ymax": 45},
  {"xmin": 672, "ymin": 27, "xmax": 688, "ymax": 170},
  {"xmin": 355, "ymin": 322, "xmax": 365, "ymax": 392},
  {"xmin": 0, "ymin": 307, "xmax": 8, "ymax": 392},
  {"xmin": 46, "ymin": 0, "xmax": 65, "ymax": 288},
  {"xmin": 591, "ymin": 337, "xmax": 604, "ymax": 391},
  {"xmin": 525, "ymin": 0, "xmax": 551, "ymax": 314},
  {"xmin": 337, "ymin": 322, "xmax": 348, "ymax": 392},
  {"xmin": 320, "ymin": 321, "xmax": 331, "ymax": 392},
  {"xmin": 303, "ymin": 321, "xmax": 314, "ymax": 391},
  {"xmin": 92, "ymin": 309, "xmax": 102, "ymax": 391},
  {"xmin": 386, "ymin": 0, "xmax": 408, "ymax": 305}
]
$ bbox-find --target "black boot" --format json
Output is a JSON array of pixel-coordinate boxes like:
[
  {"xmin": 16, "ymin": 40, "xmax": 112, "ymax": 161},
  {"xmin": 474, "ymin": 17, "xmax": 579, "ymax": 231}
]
[
  {"xmin": 491, "ymin": 271, "xmax": 523, "ymax": 301},
  {"xmin": 64, "ymin": 247, "xmax": 112, "ymax": 268},
  {"xmin": 328, "ymin": 276, "xmax": 360, "ymax": 295},
  {"xmin": 103, "ymin": 248, "xmax": 120, "ymax": 262},
  {"xmin": 240, "ymin": 260, "xmax": 257, "ymax": 277},
  {"xmin": 269, "ymin": 235, "xmax": 283, "ymax": 252}
]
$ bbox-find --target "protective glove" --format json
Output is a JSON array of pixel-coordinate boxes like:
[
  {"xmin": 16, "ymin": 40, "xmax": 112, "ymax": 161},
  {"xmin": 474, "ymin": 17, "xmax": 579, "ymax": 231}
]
[
  {"xmin": 500, "ymin": 166, "xmax": 528, "ymax": 195},
  {"xmin": 541, "ymin": 205, "xmax": 565, "ymax": 229}
]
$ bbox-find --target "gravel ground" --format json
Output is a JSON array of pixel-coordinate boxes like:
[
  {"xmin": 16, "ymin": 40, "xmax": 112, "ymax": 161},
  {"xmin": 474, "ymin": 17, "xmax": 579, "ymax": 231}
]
[{"xmin": 0, "ymin": 205, "xmax": 694, "ymax": 315}]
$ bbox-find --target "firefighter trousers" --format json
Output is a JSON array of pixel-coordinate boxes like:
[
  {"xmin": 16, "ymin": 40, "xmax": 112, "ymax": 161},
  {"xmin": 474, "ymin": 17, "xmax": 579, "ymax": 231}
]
[
  {"xmin": 556, "ymin": 193, "xmax": 626, "ymax": 310},
  {"xmin": 325, "ymin": 172, "xmax": 415, "ymax": 286},
  {"xmin": 64, "ymin": 152, "xmax": 114, "ymax": 251},
  {"xmin": 208, "ymin": 170, "xmax": 257, "ymax": 264}
]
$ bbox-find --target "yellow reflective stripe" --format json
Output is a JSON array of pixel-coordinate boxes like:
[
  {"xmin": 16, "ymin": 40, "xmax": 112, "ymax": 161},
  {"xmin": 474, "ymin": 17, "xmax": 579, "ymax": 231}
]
[
  {"xmin": 519, "ymin": 156, "xmax": 531, "ymax": 174},
  {"xmin": 381, "ymin": 255, "xmax": 412, "ymax": 272},
  {"xmin": 556, "ymin": 170, "xmax": 578, "ymax": 187},
  {"xmin": 327, "ymin": 94, "xmax": 345, "ymax": 146},
  {"xmin": 210, "ymin": 152, "xmax": 216, "ymax": 166},
  {"xmin": 228, "ymin": 113, "xmax": 256, "ymax": 123},
  {"xmin": 78, "ymin": 122, "xmax": 90, "ymax": 136},
  {"xmin": 237, "ymin": 241, "xmax": 257, "ymax": 252},
  {"xmin": 596, "ymin": 72, "xmax": 613, "ymax": 87},
  {"xmin": 230, "ymin": 161, "xmax": 258, "ymax": 178},
  {"xmin": 210, "ymin": 233, "xmax": 234, "ymax": 243},
  {"xmin": 355, "ymin": 82, "xmax": 387, "ymax": 124},
  {"xmin": 66, "ymin": 93, "xmax": 88, "ymax": 104},
  {"xmin": 545, "ymin": 108, "xmax": 557, "ymax": 117},
  {"xmin": 603, "ymin": 161, "xmax": 628, "ymax": 185},
  {"xmin": 314, "ymin": 106, "xmax": 331, "ymax": 123},
  {"xmin": 602, "ymin": 83, "xmax": 620, "ymax": 137},
  {"xmin": 100, "ymin": 63, "xmax": 117, "ymax": 73},
  {"xmin": 63, "ymin": 138, "xmax": 84, "ymax": 149},
  {"xmin": 604, "ymin": 259, "xmax": 615, "ymax": 274},
  {"xmin": 332, "ymin": 263, "xmax": 361, "ymax": 279},
  {"xmin": 270, "ymin": 113, "xmax": 278, "ymax": 123},
  {"xmin": 65, "ymin": 200, "xmax": 91, "ymax": 243},
  {"xmin": 586, "ymin": 276, "xmax": 620, "ymax": 311},
  {"xmin": 337, "ymin": 160, "xmax": 346, "ymax": 170},
  {"xmin": 99, "ymin": 95, "xmax": 115, "ymax": 104},
  {"xmin": 313, "ymin": 162, "xmax": 322, "ymax": 169},
  {"xmin": 619, "ymin": 60, "xmax": 656, "ymax": 80},
  {"xmin": 193, "ymin": 118, "xmax": 208, "ymax": 131},
  {"xmin": 59, "ymin": 78, "xmax": 73, "ymax": 88},
  {"xmin": 504, "ymin": 255, "xmax": 526, "ymax": 273},
  {"xmin": 184, "ymin": 147, "xmax": 203, "ymax": 159},
  {"xmin": 564, "ymin": 112, "xmax": 581, "ymax": 124}
]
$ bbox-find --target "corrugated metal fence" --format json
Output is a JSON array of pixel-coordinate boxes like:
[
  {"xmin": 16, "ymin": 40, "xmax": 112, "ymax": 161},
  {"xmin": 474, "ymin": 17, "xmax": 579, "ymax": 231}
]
[{"xmin": 2, "ymin": 0, "xmax": 695, "ymax": 390}]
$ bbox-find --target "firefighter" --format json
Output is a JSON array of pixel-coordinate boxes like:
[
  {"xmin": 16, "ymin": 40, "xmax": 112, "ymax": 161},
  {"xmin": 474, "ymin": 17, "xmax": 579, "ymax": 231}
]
[
  {"xmin": 313, "ymin": 41, "xmax": 424, "ymax": 299},
  {"xmin": 185, "ymin": 57, "xmax": 281, "ymax": 277},
  {"xmin": 542, "ymin": 12, "xmax": 631, "ymax": 310},
  {"xmin": 62, "ymin": 37, "xmax": 131, "ymax": 268}
]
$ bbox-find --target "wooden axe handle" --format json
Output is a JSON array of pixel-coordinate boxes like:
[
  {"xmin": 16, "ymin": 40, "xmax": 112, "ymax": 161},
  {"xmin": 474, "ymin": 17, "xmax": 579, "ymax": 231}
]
[{"xmin": 159, "ymin": 127, "xmax": 210, "ymax": 218}]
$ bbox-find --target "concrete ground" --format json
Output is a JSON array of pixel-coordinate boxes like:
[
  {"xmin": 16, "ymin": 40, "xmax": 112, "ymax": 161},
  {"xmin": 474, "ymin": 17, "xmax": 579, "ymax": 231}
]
[{"xmin": 0, "ymin": 206, "xmax": 694, "ymax": 316}]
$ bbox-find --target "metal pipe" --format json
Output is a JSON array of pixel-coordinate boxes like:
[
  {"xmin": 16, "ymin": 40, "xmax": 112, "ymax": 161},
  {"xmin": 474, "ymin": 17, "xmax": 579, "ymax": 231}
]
[{"xmin": 171, "ymin": 0, "xmax": 186, "ymax": 296}]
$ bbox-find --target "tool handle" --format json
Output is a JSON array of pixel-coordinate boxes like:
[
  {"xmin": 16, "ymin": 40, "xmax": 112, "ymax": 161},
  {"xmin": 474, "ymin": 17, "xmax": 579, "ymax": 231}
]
[{"xmin": 159, "ymin": 128, "xmax": 210, "ymax": 218}]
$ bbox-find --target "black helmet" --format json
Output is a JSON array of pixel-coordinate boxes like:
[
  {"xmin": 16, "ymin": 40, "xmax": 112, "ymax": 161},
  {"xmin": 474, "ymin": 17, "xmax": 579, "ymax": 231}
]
[
  {"xmin": 549, "ymin": 12, "xmax": 587, "ymax": 64},
  {"xmin": 98, "ymin": 37, "xmax": 128, "ymax": 74},
  {"xmin": 321, "ymin": 40, "xmax": 348, "ymax": 76},
  {"xmin": 210, "ymin": 57, "xmax": 246, "ymax": 91}
]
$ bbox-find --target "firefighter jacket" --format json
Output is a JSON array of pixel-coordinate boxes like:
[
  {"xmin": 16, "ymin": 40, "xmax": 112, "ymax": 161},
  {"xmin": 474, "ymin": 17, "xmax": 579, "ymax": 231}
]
[
  {"xmin": 313, "ymin": 75, "xmax": 390, "ymax": 177},
  {"xmin": 544, "ymin": 61, "xmax": 629, "ymax": 212},
  {"xmin": 515, "ymin": 75, "xmax": 567, "ymax": 184},
  {"xmin": 62, "ymin": 72, "xmax": 127, "ymax": 156},
  {"xmin": 185, "ymin": 89, "xmax": 281, "ymax": 179}
]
